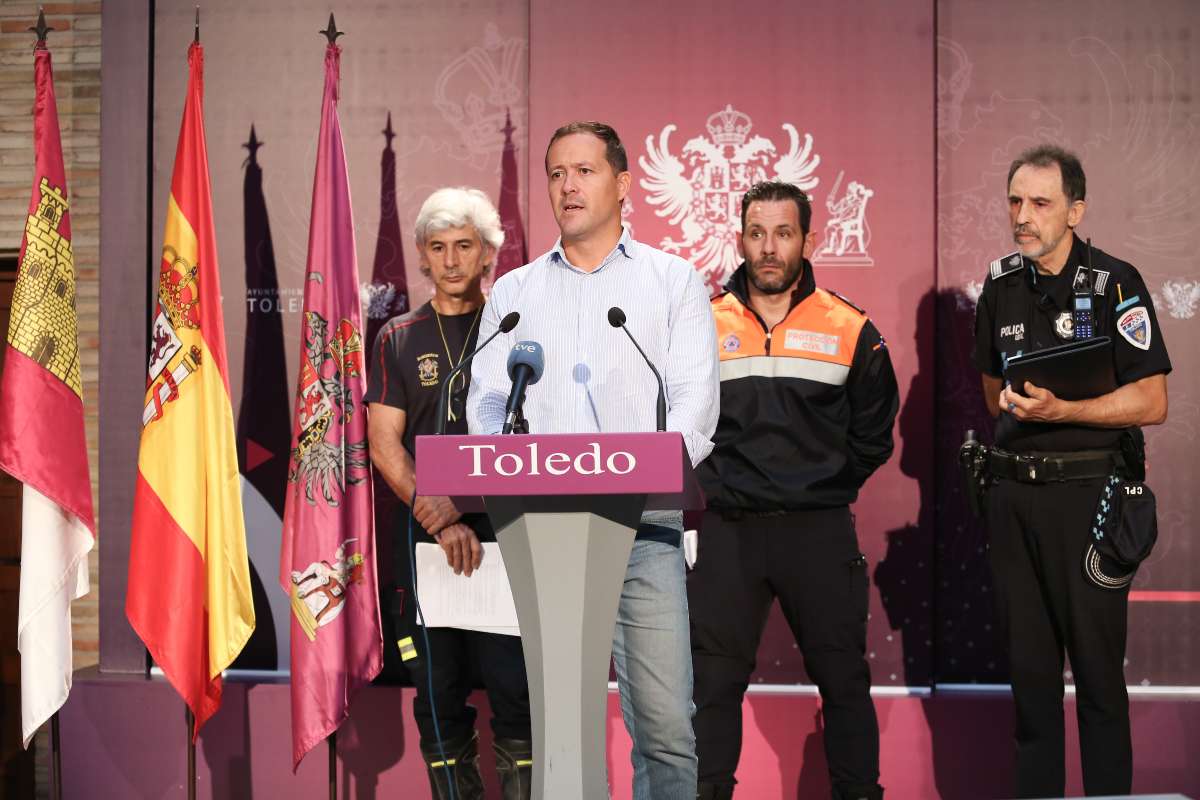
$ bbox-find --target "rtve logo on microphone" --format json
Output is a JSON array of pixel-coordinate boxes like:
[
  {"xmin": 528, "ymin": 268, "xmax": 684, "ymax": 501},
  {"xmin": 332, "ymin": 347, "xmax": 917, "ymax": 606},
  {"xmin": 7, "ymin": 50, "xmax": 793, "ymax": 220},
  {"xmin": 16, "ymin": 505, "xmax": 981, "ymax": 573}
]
[{"xmin": 458, "ymin": 441, "xmax": 638, "ymax": 477}]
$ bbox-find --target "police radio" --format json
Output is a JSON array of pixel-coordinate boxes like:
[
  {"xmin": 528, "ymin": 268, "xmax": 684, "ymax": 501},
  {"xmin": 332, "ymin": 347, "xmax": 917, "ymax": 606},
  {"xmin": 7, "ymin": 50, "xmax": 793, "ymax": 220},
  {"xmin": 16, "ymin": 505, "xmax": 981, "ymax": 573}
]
[{"xmin": 1073, "ymin": 238, "xmax": 1095, "ymax": 340}]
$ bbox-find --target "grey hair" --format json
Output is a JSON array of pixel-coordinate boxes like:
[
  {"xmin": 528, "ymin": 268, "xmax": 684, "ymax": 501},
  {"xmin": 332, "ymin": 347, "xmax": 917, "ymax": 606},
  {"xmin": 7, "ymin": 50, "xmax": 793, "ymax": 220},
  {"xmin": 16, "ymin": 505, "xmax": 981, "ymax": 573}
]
[{"xmin": 414, "ymin": 187, "xmax": 505, "ymax": 252}]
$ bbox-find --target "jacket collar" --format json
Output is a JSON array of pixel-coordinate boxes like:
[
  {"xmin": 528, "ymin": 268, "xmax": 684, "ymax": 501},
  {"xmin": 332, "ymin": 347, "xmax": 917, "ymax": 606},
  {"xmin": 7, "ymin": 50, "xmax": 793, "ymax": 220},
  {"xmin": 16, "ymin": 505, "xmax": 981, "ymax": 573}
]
[{"xmin": 725, "ymin": 259, "xmax": 817, "ymax": 312}]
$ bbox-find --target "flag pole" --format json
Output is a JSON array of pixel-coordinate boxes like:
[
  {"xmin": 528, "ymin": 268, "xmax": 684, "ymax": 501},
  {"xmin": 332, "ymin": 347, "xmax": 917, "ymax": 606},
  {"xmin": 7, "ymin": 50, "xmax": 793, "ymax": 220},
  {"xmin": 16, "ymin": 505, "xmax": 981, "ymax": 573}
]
[
  {"xmin": 29, "ymin": 12, "xmax": 64, "ymax": 800},
  {"xmin": 314, "ymin": 21, "xmax": 347, "ymax": 800},
  {"xmin": 322, "ymin": 18, "xmax": 342, "ymax": 799},
  {"xmin": 50, "ymin": 713, "xmax": 62, "ymax": 800},
  {"xmin": 328, "ymin": 730, "xmax": 337, "ymax": 799},
  {"xmin": 186, "ymin": 707, "xmax": 196, "ymax": 800},
  {"xmin": 185, "ymin": 12, "xmax": 199, "ymax": 798}
]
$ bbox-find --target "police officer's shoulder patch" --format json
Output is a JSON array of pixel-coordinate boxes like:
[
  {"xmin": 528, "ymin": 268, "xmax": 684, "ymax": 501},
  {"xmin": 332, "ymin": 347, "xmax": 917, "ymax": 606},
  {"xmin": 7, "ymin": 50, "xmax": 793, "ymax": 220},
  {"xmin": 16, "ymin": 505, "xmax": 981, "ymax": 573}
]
[
  {"xmin": 1117, "ymin": 305, "xmax": 1152, "ymax": 350},
  {"xmin": 989, "ymin": 251, "xmax": 1023, "ymax": 280},
  {"xmin": 827, "ymin": 289, "xmax": 866, "ymax": 315}
]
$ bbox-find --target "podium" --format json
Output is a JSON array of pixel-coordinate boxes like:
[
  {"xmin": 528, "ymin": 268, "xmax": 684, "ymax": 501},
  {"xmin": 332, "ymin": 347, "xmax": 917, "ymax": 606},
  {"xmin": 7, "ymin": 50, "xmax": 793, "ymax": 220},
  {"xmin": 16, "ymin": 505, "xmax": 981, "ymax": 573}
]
[{"xmin": 416, "ymin": 432, "xmax": 703, "ymax": 799}]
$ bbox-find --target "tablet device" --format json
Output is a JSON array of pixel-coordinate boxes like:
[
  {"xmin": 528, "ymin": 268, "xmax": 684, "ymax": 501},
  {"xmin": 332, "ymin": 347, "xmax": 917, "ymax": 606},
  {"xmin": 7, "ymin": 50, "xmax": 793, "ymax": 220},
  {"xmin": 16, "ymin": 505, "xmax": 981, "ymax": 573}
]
[{"xmin": 1004, "ymin": 336, "xmax": 1116, "ymax": 401}]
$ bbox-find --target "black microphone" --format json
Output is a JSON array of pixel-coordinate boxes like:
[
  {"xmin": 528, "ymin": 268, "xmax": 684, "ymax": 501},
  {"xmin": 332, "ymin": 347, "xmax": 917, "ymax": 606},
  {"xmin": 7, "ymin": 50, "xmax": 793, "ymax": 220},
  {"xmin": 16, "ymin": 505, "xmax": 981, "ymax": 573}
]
[
  {"xmin": 435, "ymin": 310, "xmax": 520, "ymax": 434},
  {"xmin": 502, "ymin": 341, "xmax": 545, "ymax": 434},
  {"xmin": 607, "ymin": 306, "xmax": 666, "ymax": 432}
]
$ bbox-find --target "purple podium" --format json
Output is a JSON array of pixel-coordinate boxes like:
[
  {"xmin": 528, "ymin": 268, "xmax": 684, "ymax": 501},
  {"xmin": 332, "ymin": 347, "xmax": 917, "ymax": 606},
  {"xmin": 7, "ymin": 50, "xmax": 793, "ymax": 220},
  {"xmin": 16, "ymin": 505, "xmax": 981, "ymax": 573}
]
[{"xmin": 416, "ymin": 432, "xmax": 702, "ymax": 799}]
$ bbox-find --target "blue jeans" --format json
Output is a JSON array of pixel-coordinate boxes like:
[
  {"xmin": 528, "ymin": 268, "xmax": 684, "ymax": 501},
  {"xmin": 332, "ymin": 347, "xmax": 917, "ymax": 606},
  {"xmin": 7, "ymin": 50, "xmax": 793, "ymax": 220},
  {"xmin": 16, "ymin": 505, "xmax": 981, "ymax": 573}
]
[{"xmin": 611, "ymin": 538, "xmax": 698, "ymax": 800}]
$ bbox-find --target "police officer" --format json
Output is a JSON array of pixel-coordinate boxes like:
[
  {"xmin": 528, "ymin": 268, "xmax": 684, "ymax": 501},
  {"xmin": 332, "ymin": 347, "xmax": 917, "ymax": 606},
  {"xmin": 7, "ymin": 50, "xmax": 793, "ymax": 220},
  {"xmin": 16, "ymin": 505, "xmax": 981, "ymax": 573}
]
[
  {"xmin": 690, "ymin": 181, "xmax": 898, "ymax": 800},
  {"xmin": 973, "ymin": 145, "xmax": 1171, "ymax": 798},
  {"xmin": 365, "ymin": 187, "xmax": 532, "ymax": 800}
]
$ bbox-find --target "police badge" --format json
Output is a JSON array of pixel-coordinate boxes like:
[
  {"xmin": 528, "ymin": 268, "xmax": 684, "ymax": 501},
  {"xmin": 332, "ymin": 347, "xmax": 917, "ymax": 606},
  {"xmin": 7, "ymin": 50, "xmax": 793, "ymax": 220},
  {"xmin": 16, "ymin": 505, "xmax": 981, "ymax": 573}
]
[{"xmin": 1054, "ymin": 311, "xmax": 1074, "ymax": 340}]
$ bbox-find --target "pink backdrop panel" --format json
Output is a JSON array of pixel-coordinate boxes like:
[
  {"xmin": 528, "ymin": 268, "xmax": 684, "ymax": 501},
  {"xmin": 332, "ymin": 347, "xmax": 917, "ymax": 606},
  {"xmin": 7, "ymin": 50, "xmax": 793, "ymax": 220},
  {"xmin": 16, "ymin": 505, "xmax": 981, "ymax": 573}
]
[
  {"xmin": 936, "ymin": 0, "xmax": 1200, "ymax": 685},
  {"xmin": 529, "ymin": 0, "xmax": 936, "ymax": 685}
]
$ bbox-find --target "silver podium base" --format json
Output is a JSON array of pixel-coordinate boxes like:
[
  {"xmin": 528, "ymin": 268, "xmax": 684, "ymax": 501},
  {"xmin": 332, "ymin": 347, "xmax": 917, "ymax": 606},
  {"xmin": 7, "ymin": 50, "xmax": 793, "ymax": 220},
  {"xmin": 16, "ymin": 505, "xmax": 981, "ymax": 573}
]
[{"xmin": 495, "ymin": 509, "xmax": 637, "ymax": 800}]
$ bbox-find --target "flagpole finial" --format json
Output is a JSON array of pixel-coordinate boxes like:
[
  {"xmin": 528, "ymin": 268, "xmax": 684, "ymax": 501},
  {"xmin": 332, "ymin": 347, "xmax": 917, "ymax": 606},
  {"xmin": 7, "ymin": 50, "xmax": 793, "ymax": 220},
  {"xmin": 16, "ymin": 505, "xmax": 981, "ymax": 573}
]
[
  {"xmin": 320, "ymin": 13, "xmax": 343, "ymax": 45},
  {"xmin": 194, "ymin": 6, "xmax": 200, "ymax": 44},
  {"xmin": 29, "ymin": 8, "xmax": 54, "ymax": 48},
  {"xmin": 383, "ymin": 112, "xmax": 395, "ymax": 147},
  {"xmin": 244, "ymin": 125, "xmax": 263, "ymax": 166}
]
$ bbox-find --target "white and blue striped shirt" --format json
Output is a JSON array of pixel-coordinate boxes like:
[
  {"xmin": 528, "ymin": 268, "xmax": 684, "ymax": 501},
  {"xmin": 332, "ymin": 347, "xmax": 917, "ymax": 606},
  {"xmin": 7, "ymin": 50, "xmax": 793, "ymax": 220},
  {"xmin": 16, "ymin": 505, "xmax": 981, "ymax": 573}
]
[{"xmin": 466, "ymin": 226, "xmax": 720, "ymax": 529}]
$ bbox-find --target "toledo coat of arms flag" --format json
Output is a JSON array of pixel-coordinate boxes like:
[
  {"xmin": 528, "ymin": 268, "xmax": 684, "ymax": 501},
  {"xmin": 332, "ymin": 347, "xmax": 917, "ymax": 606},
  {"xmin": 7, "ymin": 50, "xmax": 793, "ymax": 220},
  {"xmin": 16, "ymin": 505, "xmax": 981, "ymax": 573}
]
[{"xmin": 280, "ymin": 36, "xmax": 383, "ymax": 769}]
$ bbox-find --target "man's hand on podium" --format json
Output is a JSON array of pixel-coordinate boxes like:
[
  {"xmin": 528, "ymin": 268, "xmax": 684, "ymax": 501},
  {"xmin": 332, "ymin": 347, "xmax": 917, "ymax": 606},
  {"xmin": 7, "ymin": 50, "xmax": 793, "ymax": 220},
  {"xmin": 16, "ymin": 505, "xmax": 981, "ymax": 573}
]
[
  {"xmin": 413, "ymin": 495, "xmax": 462, "ymax": 533},
  {"xmin": 432, "ymin": 523, "xmax": 484, "ymax": 577}
]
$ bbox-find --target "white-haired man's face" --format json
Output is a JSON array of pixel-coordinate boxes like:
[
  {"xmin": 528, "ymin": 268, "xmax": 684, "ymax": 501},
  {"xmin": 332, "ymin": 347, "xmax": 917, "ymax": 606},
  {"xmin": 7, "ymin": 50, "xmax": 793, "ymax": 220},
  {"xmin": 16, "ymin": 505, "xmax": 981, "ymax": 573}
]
[{"xmin": 419, "ymin": 224, "xmax": 494, "ymax": 300}]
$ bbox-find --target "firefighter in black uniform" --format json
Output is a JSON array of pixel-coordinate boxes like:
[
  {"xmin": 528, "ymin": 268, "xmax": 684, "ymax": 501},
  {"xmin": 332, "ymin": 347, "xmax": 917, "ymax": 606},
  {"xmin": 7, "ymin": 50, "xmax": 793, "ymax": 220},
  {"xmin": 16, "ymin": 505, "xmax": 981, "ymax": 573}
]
[
  {"xmin": 972, "ymin": 145, "xmax": 1171, "ymax": 798},
  {"xmin": 365, "ymin": 187, "xmax": 532, "ymax": 800},
  {"xmin": 690, "ymin": 181, "xmax": 899, "ymax": 800}
]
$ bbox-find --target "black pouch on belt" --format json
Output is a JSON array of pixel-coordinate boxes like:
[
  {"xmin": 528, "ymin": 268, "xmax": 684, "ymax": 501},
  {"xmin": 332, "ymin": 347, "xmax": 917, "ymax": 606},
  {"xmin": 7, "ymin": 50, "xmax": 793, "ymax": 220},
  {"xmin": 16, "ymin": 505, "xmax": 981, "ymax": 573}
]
[{"xmin": 1083, "ymin": 474, "xmax": 1159, "ymax": 590}]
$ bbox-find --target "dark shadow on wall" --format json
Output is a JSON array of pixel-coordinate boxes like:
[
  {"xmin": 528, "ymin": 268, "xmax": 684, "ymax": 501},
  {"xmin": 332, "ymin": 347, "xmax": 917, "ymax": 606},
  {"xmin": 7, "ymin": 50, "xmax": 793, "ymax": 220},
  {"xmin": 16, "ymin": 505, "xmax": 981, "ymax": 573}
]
[
  {"xmin": 875, "ymin": 287, "xmax": 1005, "ymax": 688},
  {"xmin": 200, "ymin": 681, "xmax": 253, "ymax": 800},
  {"xmin": 874, "ymin": 287, "xmax": 936, "ymax": 690},
  {"xmin": 233, "ymin": 124, "xmax": 288, "ymax": 671},
  {"xmin": 920, "ymin": 692, "xmax": 1013, "ymax": 800},
  {"xmin": 494, "ymin": 108, "xmax": 528, "ymax": 282},
  {"xmin": 364, "ymin": 113, "xmax": 412, "ymax": 687},
  {"xmin": 927, "ymin": 285, "xmax": 1013, "ymax": 800},
  {"xmin": 338, "ymin": 683, "xmax": 407, "ymax": 800},
  {"xmin": 931, "ymin": 286, "xmax": 1003, "ymax": 685},
  {"xmin": 753, "ymin": 698, "xmax": 829, "ymax": 798},
  {"xmin": 873, "ymin": 287, "xmax": 1017, "ymax": 798}
]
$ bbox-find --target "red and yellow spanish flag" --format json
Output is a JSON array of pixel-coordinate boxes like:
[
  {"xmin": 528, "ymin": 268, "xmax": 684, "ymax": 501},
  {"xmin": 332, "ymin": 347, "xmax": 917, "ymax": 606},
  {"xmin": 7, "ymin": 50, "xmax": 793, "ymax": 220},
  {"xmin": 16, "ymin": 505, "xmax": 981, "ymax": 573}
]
[{"xmin": 126, "ymin": 41, "xmax": 254, "ymax": 738}]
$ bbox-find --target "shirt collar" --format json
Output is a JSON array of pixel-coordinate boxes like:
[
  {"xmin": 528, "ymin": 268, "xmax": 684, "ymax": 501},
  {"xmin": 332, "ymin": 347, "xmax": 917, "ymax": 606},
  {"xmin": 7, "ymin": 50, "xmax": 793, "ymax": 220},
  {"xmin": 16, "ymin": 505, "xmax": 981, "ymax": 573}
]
[
  {"xmin": 550, "ymin": 224, "xmax": 637, "ymax": 273},
  {"xmin": 1026, "ymin": 234, "xmax": 1085, "ymax": 310}
]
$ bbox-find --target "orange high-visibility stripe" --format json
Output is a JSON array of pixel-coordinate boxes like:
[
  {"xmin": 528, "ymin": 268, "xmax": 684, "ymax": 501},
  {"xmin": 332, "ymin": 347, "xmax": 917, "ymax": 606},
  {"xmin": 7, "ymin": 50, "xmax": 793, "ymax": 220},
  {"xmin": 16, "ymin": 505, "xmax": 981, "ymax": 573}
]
[{"xmin": 712, "ymin": 288, "xmax": 867, "ymax": 368}]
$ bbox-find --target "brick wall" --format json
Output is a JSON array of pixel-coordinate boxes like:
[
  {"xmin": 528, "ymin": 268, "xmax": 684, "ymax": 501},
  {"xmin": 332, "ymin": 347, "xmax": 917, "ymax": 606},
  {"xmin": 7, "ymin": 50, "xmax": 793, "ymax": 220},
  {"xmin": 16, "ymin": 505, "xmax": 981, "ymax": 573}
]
[{"xmin": 0, "ymin": 0, "xmax": 102, "ymax": 692}]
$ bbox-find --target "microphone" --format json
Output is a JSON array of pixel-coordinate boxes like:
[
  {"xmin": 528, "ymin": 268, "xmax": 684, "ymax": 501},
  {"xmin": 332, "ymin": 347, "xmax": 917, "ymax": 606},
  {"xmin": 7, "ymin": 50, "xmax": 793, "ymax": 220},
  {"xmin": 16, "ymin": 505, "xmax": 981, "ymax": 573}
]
[
  {"xmin": 435, "ymin": 310, "xmax": 520, "ymax": 434},
  {"xmin": 502, "ymin": 341, "xmax": 544, "ymax": 434},
  {"xmin": 607, "ymin": 306, "xmax": 666, "ymax": 432}
]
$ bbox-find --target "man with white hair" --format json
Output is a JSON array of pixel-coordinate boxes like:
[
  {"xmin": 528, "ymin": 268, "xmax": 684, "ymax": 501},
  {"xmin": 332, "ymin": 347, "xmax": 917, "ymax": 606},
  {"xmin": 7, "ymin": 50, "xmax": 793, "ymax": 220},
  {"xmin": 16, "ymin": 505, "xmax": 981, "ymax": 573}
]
[{"xmin": 365, "ymin": 187, "xmax": 532, "ymax": 799}]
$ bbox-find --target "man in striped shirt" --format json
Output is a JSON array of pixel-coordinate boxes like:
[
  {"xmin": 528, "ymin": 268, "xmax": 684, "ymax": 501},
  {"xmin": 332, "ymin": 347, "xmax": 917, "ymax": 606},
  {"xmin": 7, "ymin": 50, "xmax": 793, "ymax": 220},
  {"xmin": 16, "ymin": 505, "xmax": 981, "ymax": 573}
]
[{"xmin": 467, "ymin": 121, "xmax": 720, "ymax": 800}]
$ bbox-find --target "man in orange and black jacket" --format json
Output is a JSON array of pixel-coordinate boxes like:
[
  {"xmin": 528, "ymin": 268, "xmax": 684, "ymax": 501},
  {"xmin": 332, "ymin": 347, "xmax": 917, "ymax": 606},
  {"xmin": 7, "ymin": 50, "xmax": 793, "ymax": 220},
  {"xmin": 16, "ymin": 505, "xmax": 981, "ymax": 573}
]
[{"xmin": 690, "ymin": 181, "xmax": 898, "ymax": 800}]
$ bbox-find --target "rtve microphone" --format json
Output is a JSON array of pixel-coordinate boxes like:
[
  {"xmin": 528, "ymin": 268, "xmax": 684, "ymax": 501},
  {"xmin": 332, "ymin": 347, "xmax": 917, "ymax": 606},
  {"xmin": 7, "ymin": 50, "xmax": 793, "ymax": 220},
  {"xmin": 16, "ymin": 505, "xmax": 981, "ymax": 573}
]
[
  {"xmin": 435, "ymin": 310, "xmax": 520, "ymax": 435},
  {"xmin": 607, "ymin": 306, "xmax": 667, "ymax": 432},
  {"xmin": 502, "ymin": 340, "xmax": 545, "ymax": 434}
]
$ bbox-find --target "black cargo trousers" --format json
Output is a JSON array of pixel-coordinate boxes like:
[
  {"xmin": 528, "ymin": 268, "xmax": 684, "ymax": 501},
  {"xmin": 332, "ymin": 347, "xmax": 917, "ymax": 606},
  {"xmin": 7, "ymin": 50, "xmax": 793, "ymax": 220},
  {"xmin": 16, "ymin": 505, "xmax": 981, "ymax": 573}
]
[
  {"xmin": 688, "ymin": 506, "xmax": 880, "ymax": 798},
  {"xmin": 986, "ymin": 476, "xmax": 1132, "ymax": 798}
]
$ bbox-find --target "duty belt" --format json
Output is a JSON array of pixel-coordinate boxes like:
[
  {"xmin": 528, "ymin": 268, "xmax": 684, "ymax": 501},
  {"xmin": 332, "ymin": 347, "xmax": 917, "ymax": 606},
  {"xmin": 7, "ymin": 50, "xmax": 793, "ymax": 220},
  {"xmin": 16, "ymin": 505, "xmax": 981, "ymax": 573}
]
[{"xmin": 987, "ymin": 448, "xmax": 1122, "ymax": 484}]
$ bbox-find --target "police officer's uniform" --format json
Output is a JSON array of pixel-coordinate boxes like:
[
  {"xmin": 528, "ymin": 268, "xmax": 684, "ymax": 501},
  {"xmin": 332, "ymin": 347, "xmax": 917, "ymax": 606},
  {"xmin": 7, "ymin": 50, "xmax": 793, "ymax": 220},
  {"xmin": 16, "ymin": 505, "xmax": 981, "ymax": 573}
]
[{"xmin": 973, "ymin": 234, "xmax": 1171, "ymax": 797}]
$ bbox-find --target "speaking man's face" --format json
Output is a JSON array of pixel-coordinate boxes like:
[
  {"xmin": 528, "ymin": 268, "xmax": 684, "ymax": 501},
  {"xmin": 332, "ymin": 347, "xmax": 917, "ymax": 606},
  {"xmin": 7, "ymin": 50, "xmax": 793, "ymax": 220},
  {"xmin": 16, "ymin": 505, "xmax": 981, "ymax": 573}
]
[
  {"xmin": 738, "ymin": 199, "xmax": 816, "ymax": 295},
  {"xmin": 419, "ymin": 224, "xmax": 493, "ymax": 300},
  {"xmin": 1008, "ymin": 163, "xmax": 1085, "ymax": 267},
  {"xmin": 546, "ymin": 133, "xmax": 630, "ymax": 245}
]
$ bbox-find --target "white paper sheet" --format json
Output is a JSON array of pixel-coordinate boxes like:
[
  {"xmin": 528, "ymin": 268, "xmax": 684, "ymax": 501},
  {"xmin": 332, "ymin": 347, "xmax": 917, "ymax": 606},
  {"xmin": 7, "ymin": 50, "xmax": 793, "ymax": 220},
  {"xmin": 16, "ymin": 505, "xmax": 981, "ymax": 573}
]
[
  {"xmin": 683, "ymin": 529, "xmax": 698, "ymax": 569},
  {"xmin": 414, "ymin": 542, "xmax": 521, "ymax": 636}
]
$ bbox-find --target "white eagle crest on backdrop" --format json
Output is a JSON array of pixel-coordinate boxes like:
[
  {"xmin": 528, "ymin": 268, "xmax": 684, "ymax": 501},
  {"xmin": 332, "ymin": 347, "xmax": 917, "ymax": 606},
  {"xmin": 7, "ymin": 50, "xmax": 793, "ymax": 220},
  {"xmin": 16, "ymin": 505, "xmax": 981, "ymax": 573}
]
[
  {"xmin": 1156, "ymin": 280, "xmax": 1200, "ymax": 320},
  {"xmin": 640, "ymin": 105, "xmax": 820, "ymax": 290}
]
